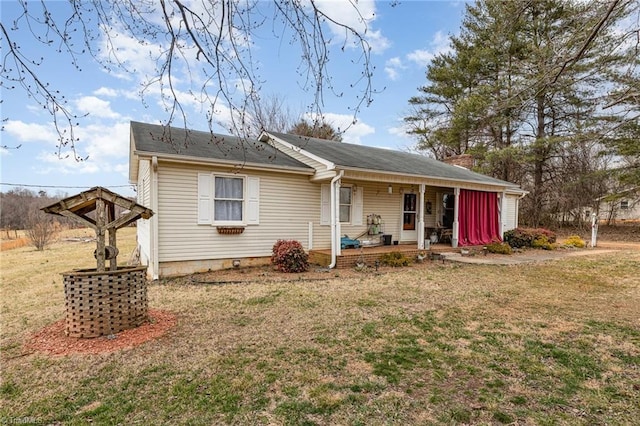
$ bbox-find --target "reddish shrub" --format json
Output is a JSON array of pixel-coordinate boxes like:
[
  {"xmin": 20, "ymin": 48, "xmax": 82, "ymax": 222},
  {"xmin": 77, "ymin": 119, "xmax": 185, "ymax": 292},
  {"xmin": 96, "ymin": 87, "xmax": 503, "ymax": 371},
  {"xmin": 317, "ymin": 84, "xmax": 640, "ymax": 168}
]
[
  {"xmin": 504, "ymin": 227, "xmax": 557, "ymax": 248},
  {"xmin": 271, "ymin": 240, "xmax": 309, "ymax": 273}
]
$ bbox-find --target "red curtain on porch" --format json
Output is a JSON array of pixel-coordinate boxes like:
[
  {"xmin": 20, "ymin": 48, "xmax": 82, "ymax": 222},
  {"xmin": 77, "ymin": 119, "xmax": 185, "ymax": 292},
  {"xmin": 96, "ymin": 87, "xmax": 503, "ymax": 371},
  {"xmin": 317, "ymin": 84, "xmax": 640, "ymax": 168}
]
[{"xmin": 458, "ymin": 189, "xmax": 501, "ymax": 246}]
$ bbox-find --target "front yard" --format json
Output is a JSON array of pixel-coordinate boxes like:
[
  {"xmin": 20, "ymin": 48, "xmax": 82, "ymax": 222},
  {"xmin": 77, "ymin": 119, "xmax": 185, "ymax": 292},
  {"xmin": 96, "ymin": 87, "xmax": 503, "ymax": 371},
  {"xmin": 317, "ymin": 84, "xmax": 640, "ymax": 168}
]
[{"xmin": 1, "ymin": 228, "xmax": 639, "ymax": 425}]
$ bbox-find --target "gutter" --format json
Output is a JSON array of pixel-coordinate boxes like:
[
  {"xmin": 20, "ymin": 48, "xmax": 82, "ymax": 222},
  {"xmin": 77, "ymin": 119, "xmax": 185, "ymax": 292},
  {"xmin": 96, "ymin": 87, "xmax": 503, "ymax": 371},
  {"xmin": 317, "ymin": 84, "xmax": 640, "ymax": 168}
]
[
  {"xmin": 134, "ymin": 150, "xmax": 315, "ymax": 176},
  {"xmin": 328, "ymin": 170, "xmax": 344, "ymax": 269}
]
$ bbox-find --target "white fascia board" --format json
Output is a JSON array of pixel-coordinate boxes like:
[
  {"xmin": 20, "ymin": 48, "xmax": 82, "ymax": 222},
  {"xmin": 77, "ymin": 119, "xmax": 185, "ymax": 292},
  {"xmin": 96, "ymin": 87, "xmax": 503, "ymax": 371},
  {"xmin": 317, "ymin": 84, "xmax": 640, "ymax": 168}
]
[
  {"xmin": 260, "ymin": 132, "xmax": 336, "ymax": 171},
  {"xmin": 505, "ymin": 187, "xmax": 528, "ymax": 196},
  {"xmin": 341, "ymin": 166, "xmax": 520, "ymax": 192},
  {"xmin": 133, "ymin": 150, "xmax": 315, "ymax": 176}
]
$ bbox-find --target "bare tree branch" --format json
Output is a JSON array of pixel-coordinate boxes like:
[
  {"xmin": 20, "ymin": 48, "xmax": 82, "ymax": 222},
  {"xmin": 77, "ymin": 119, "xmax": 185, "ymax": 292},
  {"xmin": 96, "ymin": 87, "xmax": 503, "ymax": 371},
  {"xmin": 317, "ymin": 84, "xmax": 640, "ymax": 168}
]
[{"xmin": 1, "ymin": 0, "xmax": 378, "ymax": 157}]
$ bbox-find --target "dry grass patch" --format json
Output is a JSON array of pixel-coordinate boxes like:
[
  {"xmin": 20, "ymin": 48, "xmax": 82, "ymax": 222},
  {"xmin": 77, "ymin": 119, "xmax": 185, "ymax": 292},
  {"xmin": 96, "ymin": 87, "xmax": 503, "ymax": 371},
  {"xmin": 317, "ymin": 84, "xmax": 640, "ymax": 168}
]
[{"xmin": 1, "ymin": 231, "xmax": 639, "ymax": 425}]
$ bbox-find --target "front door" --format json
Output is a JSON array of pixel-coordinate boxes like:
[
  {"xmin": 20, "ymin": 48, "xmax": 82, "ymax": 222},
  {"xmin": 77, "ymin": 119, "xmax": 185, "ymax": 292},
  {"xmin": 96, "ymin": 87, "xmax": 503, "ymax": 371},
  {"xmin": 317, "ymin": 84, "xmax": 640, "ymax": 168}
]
[{"xmin": 401, "ymin": 193, "xmax": 417, "ymax": 242}]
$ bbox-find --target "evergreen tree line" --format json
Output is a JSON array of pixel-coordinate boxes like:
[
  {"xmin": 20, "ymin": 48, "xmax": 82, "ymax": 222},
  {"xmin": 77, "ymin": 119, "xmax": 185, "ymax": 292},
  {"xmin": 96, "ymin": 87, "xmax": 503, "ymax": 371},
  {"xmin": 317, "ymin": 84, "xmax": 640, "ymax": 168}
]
[{"xmin": 405, "ymin": 0, "xmax": 639, "ymax": 227}]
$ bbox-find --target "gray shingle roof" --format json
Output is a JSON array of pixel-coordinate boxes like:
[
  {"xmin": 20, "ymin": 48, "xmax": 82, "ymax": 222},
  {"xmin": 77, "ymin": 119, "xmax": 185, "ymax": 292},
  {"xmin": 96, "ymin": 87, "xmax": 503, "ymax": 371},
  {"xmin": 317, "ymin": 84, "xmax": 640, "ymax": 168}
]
[
  {"xmin": 131, "ymin": 121, "xmax": 312, "ymax": 170},
  {"xmin": 269, "ymin": 132, "xmax": 519, "ymax": 188}
]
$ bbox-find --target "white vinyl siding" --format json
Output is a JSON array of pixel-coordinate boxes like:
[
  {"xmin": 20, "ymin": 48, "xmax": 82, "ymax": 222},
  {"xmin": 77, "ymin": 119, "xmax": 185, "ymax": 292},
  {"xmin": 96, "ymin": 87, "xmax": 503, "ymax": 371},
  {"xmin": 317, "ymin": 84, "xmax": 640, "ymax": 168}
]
[
  {"xmin": 319, "ymin": 184, "xmax": 363, "ymax": 226},
  {"xmin": 156, "ymin": 163, "xmax": 326, "ymax": 262},
  {"xmin": 504, "ymin": 194, "xmax": 518, "ymax": 231},
  {"xmin": 423, "ymin": 187, "xmax": 438, "ymax": 228},
  {"xmin": 340, "ymin": 181, "xmax": 400, "ymax": 242}
]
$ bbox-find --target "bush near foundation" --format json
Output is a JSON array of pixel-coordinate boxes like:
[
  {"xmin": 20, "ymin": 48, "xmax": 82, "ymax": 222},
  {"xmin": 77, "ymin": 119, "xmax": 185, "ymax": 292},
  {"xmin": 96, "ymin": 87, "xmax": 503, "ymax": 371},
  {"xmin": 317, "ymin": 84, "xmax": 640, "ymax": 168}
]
[
  {"xmin": 379, "ymin": 252, "xmax": 412, "ymax": 267},
  {"xmin": 532, "ymin": 235, "xmax": 555, "ymax": 250},
  {"xmin": 271, "ymin": 240, "xmax": 309, "ymax": 273},
  {"xmin": 485, "ymin": 242, "xmax": 512, "ymax": 255},
  {"xmin": 504, "ymin": 227, "xmax": 557, "ymax": 249}
]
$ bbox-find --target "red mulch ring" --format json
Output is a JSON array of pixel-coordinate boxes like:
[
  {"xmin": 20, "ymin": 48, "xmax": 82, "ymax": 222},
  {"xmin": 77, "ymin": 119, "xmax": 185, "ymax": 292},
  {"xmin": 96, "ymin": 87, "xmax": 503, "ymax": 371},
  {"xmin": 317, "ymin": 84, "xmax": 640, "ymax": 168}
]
[{"xmin": 24, "ymin": 309, "xmax": 177, "ymax": 356}]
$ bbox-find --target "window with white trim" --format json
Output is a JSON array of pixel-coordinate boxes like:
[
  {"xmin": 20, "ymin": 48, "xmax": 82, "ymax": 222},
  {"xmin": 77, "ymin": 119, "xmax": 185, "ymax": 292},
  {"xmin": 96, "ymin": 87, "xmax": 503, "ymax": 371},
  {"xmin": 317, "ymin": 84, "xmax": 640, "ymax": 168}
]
[
  {"xmin": 198, "ymin": 173, "xmax": 260, "ymax": 225},
  {"xmin": 215, "ymin": 176, "xmax": 244, "ymax": 222},
  {"xmin": 339, "ymin": 186, "xmax": 352, "ymax": 223},
  {"xmin": 620, "ymin": 200, "xmax": 629, "ymax": 210}
]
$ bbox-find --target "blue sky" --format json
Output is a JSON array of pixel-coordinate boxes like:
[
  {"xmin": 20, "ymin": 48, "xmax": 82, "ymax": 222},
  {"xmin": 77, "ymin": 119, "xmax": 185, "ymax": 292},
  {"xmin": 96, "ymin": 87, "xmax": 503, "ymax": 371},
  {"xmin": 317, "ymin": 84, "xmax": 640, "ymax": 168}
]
[{"xmin": 1, "ymin": 1, "xmax": 466, "ymax": 197}]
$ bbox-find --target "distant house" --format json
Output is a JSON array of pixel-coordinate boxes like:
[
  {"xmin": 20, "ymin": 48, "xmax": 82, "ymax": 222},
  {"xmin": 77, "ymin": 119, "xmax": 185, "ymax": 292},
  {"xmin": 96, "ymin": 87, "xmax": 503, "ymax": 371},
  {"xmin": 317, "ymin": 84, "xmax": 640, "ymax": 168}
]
[
  {"xmin": 597, "ymin": 188, "xmax": 640, "ymax": 224},
  {"xmin": 129, "ymin": 121, "xmax": 525, "ymax": 278}
]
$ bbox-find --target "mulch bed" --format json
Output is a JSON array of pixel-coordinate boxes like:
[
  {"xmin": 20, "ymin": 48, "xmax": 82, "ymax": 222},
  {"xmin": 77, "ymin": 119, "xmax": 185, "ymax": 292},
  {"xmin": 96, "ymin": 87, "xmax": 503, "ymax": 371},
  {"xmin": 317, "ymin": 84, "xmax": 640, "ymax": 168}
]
[{"xmin": 24, "ymin": 309, "xmax": 177, "ymax": 357}]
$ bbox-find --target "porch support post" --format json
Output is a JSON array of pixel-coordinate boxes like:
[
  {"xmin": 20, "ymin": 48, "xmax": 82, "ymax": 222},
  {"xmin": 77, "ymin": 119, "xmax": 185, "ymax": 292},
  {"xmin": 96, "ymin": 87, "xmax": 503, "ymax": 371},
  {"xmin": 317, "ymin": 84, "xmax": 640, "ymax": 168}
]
[
  {"xmin": 500, "ymin": 191, "xmax": 507, "ymax": 240},
  {"xmin": 329, "ymin": 170, "xmax": 344, "ymax": 269},
  {"xmin": 452, "ymin": 187, "xmax": 460, "ymax": 248},
  {"xmin": 418, "ymin": 184, "xmax": 425, "ymax": 249}
]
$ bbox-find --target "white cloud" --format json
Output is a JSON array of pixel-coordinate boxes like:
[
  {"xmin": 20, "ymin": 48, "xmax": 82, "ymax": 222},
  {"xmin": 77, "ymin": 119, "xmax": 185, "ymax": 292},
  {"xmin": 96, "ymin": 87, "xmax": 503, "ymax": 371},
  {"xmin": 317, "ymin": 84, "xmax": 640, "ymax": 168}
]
[
  {"xmin": 384, "ymin": 56, "xmax": 406, "ymax": 81},
  {"xmin": 6, "ymin": 116, "xmax": 130, "ymax": 180},
  {"xmin": 386, "ymin": 119, "xmax": 419, "ymax": 151},
  {"xmin": 407, "ymin": 30, "xmax": 452, "ymax": 67},
  {"xmin": 76, "ymin": 121, "xmax": 131, "ymax": 159},
  {"xmin": 93, "ymin": 87, "xmax": 119, "ymax": 97},
  {"xmin": 388, "ymin": 124, "xmax": 414, "ymax": 144},
  {"xmin": 75, "ymin": 96, "xmax": 122, "ymax": 119},
  {"xmin": 35, "ymin": 151, "xmax": 102, "ymax": 175},
  {"xmin": 314, "ymin": 0, "xmax": 390, "ymax": 54},
  {"xmin": 304, "ymin": 112, "xmax": 375, "ymax": 145},
  {"xmin": 97, "ymin": 25, "xmax": 165, "ymax": 81},
  {"xmin": 3, "ymin": 121, "xmax": 59, "ymax": 143}
]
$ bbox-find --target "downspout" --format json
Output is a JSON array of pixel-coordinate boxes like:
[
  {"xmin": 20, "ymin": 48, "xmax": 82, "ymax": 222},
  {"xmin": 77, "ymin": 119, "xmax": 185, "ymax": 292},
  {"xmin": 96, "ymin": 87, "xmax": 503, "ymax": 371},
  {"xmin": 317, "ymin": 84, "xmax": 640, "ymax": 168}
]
[
  {"xmin": 500, "ymin": 191, "xmax": 507, "ymax": 240},
  {"xmin": 151, "ymin": 156, "xmax": 159, "ymax": 280},
  {"xmin": 328, "ymin": 170, "xmax": 344, "ymax": 269}
]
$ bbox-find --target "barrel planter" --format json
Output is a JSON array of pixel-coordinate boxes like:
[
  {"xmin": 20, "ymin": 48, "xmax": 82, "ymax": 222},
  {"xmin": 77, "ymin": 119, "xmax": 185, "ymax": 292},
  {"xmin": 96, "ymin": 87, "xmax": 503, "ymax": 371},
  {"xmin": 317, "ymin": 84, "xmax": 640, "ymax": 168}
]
[{"xmin": 62, "ymin": 266, "xmax": 148, "ymax": 338}]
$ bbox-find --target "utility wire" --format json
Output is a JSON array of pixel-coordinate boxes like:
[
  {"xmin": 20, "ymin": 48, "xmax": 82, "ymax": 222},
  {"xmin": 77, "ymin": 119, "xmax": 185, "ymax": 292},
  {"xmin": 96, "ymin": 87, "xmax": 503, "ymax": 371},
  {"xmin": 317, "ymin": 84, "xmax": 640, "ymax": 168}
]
[{"xmin": 0, "ymin": 182, "xmax": 135, "ymax": 189}]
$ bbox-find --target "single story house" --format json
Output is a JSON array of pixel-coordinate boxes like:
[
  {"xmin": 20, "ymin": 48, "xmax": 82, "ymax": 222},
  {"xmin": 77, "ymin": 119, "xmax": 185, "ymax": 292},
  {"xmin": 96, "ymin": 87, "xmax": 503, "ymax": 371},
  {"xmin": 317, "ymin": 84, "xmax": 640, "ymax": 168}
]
[
  {"xmin": 596, "ymin": 188, "xmax": 640, "ymax": 224},
  {"xmin": 129, "ymin": 121, "xmax": 526, "ymax": 278}
]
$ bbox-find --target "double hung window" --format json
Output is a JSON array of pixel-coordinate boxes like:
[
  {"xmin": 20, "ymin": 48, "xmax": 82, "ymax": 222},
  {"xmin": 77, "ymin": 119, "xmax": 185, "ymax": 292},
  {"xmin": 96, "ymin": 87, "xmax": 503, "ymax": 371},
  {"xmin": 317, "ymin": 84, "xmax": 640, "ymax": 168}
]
[
  {"xmin": 339, "ymin": 187, "xmax": 352, "ymax": 223},
  {"xmin": 198, "ymin": 173, "xmax": 260, "ymax": 226},
  {"xmin": 214, "ymin": 177, "xmax": 244, "ymax": 222}
]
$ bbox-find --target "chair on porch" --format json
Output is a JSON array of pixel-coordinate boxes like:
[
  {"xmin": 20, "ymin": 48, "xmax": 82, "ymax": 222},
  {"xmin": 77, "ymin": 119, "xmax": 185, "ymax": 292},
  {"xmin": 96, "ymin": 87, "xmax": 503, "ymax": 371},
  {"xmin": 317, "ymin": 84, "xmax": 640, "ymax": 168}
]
[
  {"xmin": 440, "ymin": 229, "xmax": 453, "ymax": 243},
  {"xmin": 436, "ymin": 221, "xmax": 453, "ymax": 244}
]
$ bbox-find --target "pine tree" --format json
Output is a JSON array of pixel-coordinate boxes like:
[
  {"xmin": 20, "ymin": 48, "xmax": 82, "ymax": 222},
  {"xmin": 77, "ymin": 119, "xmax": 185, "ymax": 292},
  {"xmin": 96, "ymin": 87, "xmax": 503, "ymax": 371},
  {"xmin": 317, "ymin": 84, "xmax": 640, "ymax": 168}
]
[{"xmin": 406, "ymin": 0, "xmax": 638, "ymax": 226}]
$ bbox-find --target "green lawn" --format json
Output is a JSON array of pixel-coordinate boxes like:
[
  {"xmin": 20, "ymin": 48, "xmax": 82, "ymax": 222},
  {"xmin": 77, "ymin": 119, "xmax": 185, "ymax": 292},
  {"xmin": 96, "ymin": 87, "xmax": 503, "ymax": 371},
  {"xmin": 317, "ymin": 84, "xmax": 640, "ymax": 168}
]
[{"xmin": 1, "ymin": 230, "xmax": 639, "ymax": 425}]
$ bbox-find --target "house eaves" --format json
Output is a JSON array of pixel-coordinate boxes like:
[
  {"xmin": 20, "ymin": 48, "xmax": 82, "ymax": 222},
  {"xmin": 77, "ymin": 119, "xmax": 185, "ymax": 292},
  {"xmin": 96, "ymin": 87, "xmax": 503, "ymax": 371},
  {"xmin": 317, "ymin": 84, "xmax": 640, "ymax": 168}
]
[
  {"xmin": 133, "ymin": 150, "xmax": 315, "ymax": 176},
  {"xmin": 339, "ymin": 165, "xmax": 521, "ymax": 192},
  {"xmin": 267, "ymin": 131, "xmax": 523, "ymax": 191}
]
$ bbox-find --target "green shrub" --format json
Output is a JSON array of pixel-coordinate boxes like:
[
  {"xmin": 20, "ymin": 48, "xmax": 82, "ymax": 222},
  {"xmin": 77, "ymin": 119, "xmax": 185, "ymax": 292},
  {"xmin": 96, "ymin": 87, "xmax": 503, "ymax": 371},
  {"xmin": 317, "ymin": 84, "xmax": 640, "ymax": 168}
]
[
  {"xmin": 271, "ymin": 240, "xmax": 309, "ymax": 273},
  {"xmin": 564, "ymin": 235, "xmax": 586, "ymax": 248},
  {"xmin": 504, "ymin": 227, "xmax": 557, "ymax": 248},
  {"xmin": 379, "ymin": 252, "xmax": 412, "ymax": 267},
  {"xmin": 485, "ymin": 242, "xmax": 512, "ymax": 255},
  {"xmin": 532, "ymin": 235, "xmax": 554, "ymax": 250}
]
